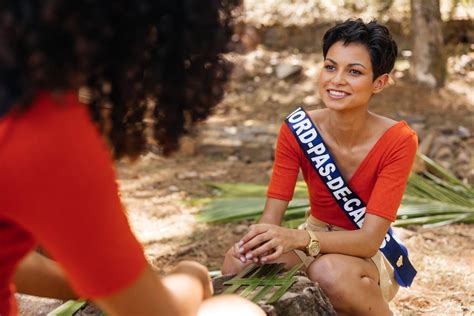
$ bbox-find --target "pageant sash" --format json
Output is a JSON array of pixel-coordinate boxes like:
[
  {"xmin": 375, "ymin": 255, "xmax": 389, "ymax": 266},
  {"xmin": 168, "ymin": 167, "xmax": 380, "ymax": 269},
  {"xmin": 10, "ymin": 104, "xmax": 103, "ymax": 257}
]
[{"xmin": 285, "ymin": 106, "xmax": 416, "ymax": 287}]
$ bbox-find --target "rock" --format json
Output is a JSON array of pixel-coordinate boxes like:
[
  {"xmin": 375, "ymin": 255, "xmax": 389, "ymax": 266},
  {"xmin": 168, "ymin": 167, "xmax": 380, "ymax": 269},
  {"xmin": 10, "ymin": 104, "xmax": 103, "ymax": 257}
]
[
  {"xmin": 197, "ymin": 138, "xmax": 242, "ymax": 157},
  {"xmin": 434, "ymin": 146, "xmax": 454, "ymax": 161},
  {"xmin": 439, "ymin": 125, "xmax": 456, "ymax": 135},
  {"xmin": 227, "ymin": 155, "xmax": 240, "ymax": 162},
  {"xmin": 458, "ymin": 126, "xmax": 471, "ymax": 139},
  {"xmin": 213, "ymin": 272, "xmax": 336, "ymax": 316},
  {"xmin": 429, "ymin": 135, "xmax": 453, "ymax": 158},
  {"xmin": 240, "ymin": 142, "xmax": 274, "ymax": 163},
  {"xmin": 237, "ymin": 25, "xmax": 261, "ymax": 53},
  {"xmin": 168, "ymin": 185, "xmax": 180, "ymax": 193},
  {"xmin": 176, "ymin": 171, "xmax": 199, "ymax": 180},
  {"xmin": 275, "ymin": 63, "xmax": 303, "ymax": 80},
  {"xmin": 438, "ymin": 160, "xmax": 452, "ymax": 171},
  {"xmin": 418, "ymin": 130, "xmax": 436, "ymax": 155},
  {"xmin": 263, "ymin": 275, "xmax": 336, "ymax": 316},
  {"xmin": 456, "ymin": 150, "xmax": 470, "ymax": 165}
]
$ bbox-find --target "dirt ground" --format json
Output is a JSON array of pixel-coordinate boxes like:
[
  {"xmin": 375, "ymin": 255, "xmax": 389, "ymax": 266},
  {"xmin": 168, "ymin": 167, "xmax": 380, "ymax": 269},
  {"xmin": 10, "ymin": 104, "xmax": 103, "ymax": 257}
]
[{"xmin": 117, "ymin": 155, "xmax": 473, "ymax": 316}]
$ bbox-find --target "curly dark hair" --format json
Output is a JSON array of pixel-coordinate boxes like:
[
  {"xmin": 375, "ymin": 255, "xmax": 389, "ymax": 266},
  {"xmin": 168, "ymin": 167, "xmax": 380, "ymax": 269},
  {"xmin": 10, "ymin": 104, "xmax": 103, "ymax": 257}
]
[
  {"xmin": 322, "ymin": 18, "xmax": 398, "ymax": 80},
  {"xmin": 0, "ymin": 0, "xmax": 241, "ymax": 158}
]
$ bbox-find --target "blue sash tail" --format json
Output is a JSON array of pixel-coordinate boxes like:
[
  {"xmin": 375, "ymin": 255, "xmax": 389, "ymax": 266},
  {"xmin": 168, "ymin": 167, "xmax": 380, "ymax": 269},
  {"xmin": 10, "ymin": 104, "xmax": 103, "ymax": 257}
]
[{"xmin": 285, "ymin": 107, "xmax": 416, "ymax": 287}]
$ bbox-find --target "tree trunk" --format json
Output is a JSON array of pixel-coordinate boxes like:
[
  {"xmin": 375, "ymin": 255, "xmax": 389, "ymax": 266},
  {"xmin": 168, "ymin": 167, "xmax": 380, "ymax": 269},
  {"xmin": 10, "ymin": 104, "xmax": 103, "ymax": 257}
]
[{"xmin": 410, "ymin": 0, "xmax": 446, "ymax": 87}]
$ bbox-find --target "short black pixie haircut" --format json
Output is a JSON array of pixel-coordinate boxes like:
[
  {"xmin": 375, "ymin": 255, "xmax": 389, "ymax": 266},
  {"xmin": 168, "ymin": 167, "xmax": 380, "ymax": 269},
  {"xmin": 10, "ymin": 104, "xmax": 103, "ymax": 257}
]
[
  {"xmin": 322, "ymin": 18, "xmax": 398, "ymax": 80},
  {"xmin": 0, "ymin": 0, "xmax": 240, "ymax": 158}
]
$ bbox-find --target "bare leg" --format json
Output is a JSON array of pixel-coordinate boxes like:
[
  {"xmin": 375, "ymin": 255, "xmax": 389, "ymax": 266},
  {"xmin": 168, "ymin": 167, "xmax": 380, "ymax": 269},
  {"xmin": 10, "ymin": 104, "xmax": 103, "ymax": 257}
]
[
  {"xmin": 198, "ymin": 295, "xmax": 265, "ymax": 316},
  {"xmin": 307, "ymin": 254, "xmax": 392, "ymax": 316},
  {"xmin": 14, "ymin": 251, "xmax": 77, "ymax": 300}
]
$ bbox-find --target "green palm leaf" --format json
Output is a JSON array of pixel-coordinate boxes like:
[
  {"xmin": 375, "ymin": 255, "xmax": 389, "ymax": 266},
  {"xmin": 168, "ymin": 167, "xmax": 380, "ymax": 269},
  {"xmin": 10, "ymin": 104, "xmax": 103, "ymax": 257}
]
[{"xmin": 196, "ymin": 153, "xmax": 474, "ymax": 227}]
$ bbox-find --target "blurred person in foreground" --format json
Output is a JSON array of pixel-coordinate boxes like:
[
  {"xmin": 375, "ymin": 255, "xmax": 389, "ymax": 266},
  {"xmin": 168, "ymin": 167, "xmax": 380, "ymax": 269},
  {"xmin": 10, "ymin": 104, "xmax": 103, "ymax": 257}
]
[
  {"xmin": 0, "ymin": 1, "xmax": 265, "ymax": 315},
  {"xmin": 223, "ymin": 19, "xmax": 418, "ymax": 316}
]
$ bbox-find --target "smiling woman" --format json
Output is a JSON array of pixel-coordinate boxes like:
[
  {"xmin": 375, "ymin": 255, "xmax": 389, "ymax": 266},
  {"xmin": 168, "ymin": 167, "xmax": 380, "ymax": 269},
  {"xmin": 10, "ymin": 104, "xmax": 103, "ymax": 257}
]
[{"xmin": 223, "ymin": 19, "xmax": 418, "ymax": 316}]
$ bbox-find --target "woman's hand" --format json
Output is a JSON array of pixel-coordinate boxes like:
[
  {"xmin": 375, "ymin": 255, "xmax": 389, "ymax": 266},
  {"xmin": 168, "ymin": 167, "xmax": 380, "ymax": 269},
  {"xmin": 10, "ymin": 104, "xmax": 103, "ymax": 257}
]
[{"xmin": 238, "ymin": 224, "xmax": 308, "ymax": 263}]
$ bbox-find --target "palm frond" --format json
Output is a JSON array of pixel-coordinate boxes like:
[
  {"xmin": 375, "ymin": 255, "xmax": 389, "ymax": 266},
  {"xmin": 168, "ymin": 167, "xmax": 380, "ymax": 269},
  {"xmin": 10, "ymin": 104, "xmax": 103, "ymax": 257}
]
[{"xmin": 196, "ymin": 152, "xmax": 474, "ymax": 228}]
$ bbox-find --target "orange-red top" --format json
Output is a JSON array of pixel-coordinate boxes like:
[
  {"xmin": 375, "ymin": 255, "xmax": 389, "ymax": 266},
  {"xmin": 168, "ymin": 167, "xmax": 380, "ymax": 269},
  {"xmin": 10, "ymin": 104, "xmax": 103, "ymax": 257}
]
[
  {"xmin": 0, "ymin": 92, "xmax": 148, "ymax": 316},
  {"xmin": 267, "ymin": 119, "xmax": 418, "ymax": 230}
]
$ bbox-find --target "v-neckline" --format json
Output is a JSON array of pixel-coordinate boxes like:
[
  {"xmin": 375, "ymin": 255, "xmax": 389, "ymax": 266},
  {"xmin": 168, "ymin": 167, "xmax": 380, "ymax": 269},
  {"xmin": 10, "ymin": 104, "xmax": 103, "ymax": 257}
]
[{"xmin": 310, "ymin": 116, "xmax": 405, "ymax": 184}]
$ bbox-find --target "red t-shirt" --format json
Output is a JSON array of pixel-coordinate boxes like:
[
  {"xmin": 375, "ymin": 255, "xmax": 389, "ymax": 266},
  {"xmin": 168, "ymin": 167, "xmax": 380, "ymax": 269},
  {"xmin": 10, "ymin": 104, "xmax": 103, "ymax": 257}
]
[
  {"xmin": 267, "ymin": 120, "xmax": 418, "ymax": 230},
  {"xmin": 0, "ymin": 92, "xmax": 148, "ymax": 316}
]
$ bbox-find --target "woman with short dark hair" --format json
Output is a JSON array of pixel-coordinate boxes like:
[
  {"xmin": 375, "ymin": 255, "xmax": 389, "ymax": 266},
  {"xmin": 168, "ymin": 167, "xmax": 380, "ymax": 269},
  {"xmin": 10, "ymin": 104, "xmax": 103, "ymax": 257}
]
[{"xmin": 223, "ymin": 19, "xmax": 417, "ymax": 315}]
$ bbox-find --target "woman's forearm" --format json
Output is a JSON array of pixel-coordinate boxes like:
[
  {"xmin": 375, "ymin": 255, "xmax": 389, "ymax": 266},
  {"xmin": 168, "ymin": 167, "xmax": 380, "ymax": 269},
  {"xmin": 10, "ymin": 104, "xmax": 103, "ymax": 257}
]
[
  {"xmin": 258, "ymin": 198, "xmax": 289, "ymax": 225},
  {"xmin": 315, "ymin": 214, "xmax": 391, "ymax": 258},
  {"xmin": 315, "ymin": 229, "xmax": 380, "ymax": 258}
]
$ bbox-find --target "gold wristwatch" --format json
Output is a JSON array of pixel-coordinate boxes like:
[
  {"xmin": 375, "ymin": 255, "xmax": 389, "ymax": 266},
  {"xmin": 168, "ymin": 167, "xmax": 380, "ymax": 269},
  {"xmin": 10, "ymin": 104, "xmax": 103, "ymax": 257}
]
[{"xmin": 305, "ymin": 230, "xmax": 320, "ymax": 257}]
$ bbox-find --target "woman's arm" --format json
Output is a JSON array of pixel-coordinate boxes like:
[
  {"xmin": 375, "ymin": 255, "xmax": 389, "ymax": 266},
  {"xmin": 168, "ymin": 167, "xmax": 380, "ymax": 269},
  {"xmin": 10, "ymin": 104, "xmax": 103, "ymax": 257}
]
[
  {"xmin": 239, "ymin": 213, "xmax": 391, "ymax": 261},
  {"xmin": 95, "ymin": 262, "xmax": 211, "ymax": 316},
  {"xmin": 15, "ymin": 254, "xmax": 212, "ymax": 316},
  {"xmin": 313, "ymin": 214, "xmax": 391, "ymax": 257},
  {"xmin": 258, "ymin": 198, "xmax": 289, "ymax": 225}
]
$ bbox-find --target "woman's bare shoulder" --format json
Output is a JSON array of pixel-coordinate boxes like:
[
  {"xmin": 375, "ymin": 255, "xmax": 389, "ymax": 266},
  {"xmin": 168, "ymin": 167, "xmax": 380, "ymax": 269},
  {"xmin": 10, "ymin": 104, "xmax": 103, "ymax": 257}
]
[{"xmin": 370, "ymin": 113, "xmax": 399, "ymax": 130}]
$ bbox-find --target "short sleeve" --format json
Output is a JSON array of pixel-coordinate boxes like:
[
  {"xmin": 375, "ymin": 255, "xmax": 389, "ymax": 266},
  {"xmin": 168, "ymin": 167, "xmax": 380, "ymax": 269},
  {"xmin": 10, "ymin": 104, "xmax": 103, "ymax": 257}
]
[
  {"xmin": 266, "ymin": 123, "xmax": 301, "ymax": 201},
  {"xmin": 1, "ymin": 96, "xmax": 148, "ymax": 298},
  {"xmin": 365, "ymin": 131, "xmax": 418, "ymax": 221}
]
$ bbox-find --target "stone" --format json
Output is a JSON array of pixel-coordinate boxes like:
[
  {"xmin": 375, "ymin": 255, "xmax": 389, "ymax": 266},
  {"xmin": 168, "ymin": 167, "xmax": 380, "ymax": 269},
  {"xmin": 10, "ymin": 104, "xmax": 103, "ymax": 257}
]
[
  {"xmin": 275, "ymin": 63, "xmax": 303, "ymax": 80},
  {"xmin": 213, "ymin": 272, "xmax": 336, "ymax": 316},
  {"xmin": 176, "ymin": 171, "xmax": 199, "ymax": 180},
  {"xmin": 434, "ymin": 146, "xmax": 454, "ymax": 161},
  {"xmin": 17, "ymin": 273, "xmax": 336, "ymax": 316},
  {"xmin": 418, "ymin": 130, "xmax": 436, "ymax": 155},
  {"xmin": 458, "ymin": 126, "xmax": 471, "ymax": 139},
  {"xmin": 197, "ymin": 138, "xmax": 242, "ymax": 157},
  {"xmin": 240, "ymin": 142, "xmax": 274, "ymax": 162},
  {"xmin": 168, "ymin": 185, "xmax": 180, "ymax": 193},
  {"xmin": 456, "ymin": 150, "xmax": 470, "ymax": 165}
]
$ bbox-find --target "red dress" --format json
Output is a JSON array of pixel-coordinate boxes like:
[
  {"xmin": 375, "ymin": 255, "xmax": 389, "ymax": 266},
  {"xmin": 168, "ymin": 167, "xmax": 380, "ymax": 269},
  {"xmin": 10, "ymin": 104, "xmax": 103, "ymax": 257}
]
[
  {"xmin": 267, "ymin": 120, "xmax": 418, "ymax": 229},
  {"xmin": 0, "ymin": 92, "xmax": 147, "ymax": 315}
]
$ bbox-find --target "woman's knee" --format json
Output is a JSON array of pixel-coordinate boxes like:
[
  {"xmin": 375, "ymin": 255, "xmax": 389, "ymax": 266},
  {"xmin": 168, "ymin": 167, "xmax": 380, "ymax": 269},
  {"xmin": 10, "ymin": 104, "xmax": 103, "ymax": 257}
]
[
  {"xmin": 198, "ymin": 295, "xmax": 265, "ymax": 316},
  {"xmin": 307, "ymin": 256, "xmax": 347, "ymax": 300}
]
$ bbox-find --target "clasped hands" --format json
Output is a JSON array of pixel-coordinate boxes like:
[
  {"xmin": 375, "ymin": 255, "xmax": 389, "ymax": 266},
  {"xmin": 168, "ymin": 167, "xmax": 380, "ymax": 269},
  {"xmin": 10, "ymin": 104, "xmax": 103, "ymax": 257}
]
[{"xmin": 232, "ymin": 224, "xmax": 299, "ymax": 264}]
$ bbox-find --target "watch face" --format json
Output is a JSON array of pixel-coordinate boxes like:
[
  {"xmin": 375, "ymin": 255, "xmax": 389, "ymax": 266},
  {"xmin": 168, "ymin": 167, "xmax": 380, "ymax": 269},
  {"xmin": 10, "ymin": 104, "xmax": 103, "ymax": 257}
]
[{"xmin": 309, "ymin": 242, "xmax": 320, "ymax": 256}]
